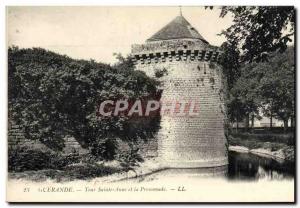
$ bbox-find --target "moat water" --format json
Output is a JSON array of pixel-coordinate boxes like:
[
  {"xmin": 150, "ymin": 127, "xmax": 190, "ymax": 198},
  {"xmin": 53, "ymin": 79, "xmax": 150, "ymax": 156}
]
[
  {"xmin": 228, "ymin": 151, "xmax": 294, "ymax": 180},
  {"xmin": 131, "ymin": 151, "xmax": 294, "ymax": 182}
]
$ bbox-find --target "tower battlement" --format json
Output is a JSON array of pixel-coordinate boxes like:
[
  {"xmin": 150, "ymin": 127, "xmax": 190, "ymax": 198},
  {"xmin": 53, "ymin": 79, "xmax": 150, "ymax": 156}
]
[{"xmin": 131, "ymin": 39, "xmax": 222, "ymax": 64}]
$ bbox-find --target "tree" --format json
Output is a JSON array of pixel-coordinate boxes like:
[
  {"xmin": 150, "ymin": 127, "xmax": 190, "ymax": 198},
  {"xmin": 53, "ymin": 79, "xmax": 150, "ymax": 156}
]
[
  {"xmin": 256, "ymin": 47, "xmax": 295, "ymax": 131},
  {"xmin": 219, "ymin": 6, "xmax": 295, "ymax": 62},
  {"xmin": 8, "ymin": 47, "xmax": 160, "ymax": 159},
  {"xmin": 219, "ymin": 41, "xmax": 244, "ymax": 130},
  {"xmin": 112, "ymin": 53, "xmax": 134, "ymax": 71},
  {"xmin": 220, "ymin": 41, "xmax": 241, "ymax": 90},
  {"xmin": 228, "ymin": 65, "xmax": 261, "ymax": 131},
  {"xmin": 229, "ymin": 47, "xmax": 295, "ymax": 132},
  {"xmin": 230, "ymin": 62, "xmax": 263, "ymax": 129},
  {"xmin": 212, "ymin": 6, "xmax": 295, "ymax": 131}
]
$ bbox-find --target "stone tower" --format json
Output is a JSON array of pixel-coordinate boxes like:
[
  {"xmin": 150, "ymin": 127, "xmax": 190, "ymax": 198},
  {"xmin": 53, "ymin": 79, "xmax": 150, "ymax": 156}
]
[{"xmin": 131, "ymin": 15, "xmax": 228, "ymax": 168}]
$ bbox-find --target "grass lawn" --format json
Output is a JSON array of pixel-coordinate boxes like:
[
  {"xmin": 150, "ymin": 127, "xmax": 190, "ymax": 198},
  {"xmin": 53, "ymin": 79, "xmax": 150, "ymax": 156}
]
[{"xmin": 228, "ymin": 131, "xmax": 295, "ymax": 161}]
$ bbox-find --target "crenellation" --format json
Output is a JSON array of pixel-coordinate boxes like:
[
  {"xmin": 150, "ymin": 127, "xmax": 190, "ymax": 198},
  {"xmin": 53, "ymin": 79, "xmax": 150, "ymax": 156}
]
[
  {"xmin": 131, "ymin": 48, "xmax": 221, "ymax": 65},
  {"xmin": 168, "ymin": 51, "xmax": 173, "ymax": 62},
  {"xmin": 131, "ymin": 37, "xmax": 222, "ymax": 65},
  {"xmin": 190, "ymin": 51, "xmax": 195, "ymax": 60}
]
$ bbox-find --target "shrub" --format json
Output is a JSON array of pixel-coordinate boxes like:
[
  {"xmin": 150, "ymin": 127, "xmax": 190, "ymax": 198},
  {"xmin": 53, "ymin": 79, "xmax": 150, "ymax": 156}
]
[
  {"xmin": 154, "ymin": 68, "xmax": 168, "ymax": 78},
  {"xmin": 116, "ymin": 147, "xmax": 144, "ymax": 171},
  {"xmin": 8, "ymin": 146, "xmax": 52, "ymax": 172},
  {"xmin": 57, "ymin": 163, "xmax": 122, "ymax": 181},
  {"xmin": 50, "ymin": 153, "xmax": 80, "ymax": 169},
  {"xmin": 89, "ymin": 138, "xmax": 117, "ymax": 160},
  {"xmin": 8, "ymin": 146, "xmax": 80, "ymax": 172}
]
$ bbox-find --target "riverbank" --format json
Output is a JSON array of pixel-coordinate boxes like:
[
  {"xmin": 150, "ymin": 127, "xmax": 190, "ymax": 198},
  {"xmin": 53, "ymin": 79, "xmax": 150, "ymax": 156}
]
[{"xmin": 228, "ymin": 132, "xmax": 294, "ymax": 162}]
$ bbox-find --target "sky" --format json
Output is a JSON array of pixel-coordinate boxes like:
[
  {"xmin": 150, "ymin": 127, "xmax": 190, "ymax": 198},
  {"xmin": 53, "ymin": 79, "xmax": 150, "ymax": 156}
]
[{"xmin": 7, "ymin": 6, "xmax": 233, "ymax": 64}]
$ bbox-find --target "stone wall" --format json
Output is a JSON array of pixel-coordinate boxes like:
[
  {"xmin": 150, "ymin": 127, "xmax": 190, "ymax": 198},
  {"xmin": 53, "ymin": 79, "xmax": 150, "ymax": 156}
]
[
  {"xmin": 132, "ymin": 39, "xmax": 228, "ymax": 168},
  {"xmin": 8, "ymin": 124, "xmax": 27, "ymax": 149},
  {"xmin": 8, "ymin": 123, "xmax": 88, "ymax": 155}
]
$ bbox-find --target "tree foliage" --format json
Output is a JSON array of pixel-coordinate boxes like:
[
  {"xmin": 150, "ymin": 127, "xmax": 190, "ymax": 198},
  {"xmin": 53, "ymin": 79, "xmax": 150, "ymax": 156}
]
[
  {"xmin": 219, "ymin": 6, "xmax": 295, "ymax": 62},
  {"xmin": 229, "ymin": 47, "xmax": 295, "ymax": 129},
  {"xmin": 213, "ymin": 6, "xmax": 295, "ymax": 128},
  {"xmin": 255, "ymin": 47, "xmax": 294, "ymax": 128},
  {"xmin": 8, "ymin": 47, "xmax": 160, "ymax": 159},
  {"xmin": 219, "ymin": 41, "xmax": 244, "ymax": 125},
  {"xmin": 220, "ymin": 41, "xmax": 241, "ymax": 90}
]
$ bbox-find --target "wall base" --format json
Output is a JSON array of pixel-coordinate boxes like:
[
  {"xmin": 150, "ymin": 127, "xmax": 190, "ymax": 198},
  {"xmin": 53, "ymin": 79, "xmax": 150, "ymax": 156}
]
[{"xmin": 159, "ymin": 157, "xmax": 228, "ymax": 169}]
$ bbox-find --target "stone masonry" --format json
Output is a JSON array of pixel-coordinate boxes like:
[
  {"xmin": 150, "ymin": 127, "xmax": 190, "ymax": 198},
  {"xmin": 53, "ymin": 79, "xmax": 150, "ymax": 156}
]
[{"xmin": 8, "ymin": 122, "xmax": 88, "ymax": 155}]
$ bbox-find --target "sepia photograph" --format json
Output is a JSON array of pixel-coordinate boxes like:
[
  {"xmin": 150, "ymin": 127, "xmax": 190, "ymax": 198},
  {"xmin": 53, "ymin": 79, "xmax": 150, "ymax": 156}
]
[{"xmin": 5, "ymin": 5, "xmax": 295, "ymax": 203}]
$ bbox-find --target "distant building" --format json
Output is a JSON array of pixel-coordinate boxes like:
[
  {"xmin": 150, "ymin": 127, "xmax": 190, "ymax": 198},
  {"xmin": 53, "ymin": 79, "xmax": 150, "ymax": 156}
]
[{"xmin": 231, "ymin": 112, "xmax": 291, "ymax": 128}]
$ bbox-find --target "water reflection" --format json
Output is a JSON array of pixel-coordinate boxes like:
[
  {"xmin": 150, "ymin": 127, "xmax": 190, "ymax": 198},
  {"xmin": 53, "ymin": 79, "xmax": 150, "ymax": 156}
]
[{"xmin": 228, "ymin": 151, "xmax": 294, "ymax": 180}]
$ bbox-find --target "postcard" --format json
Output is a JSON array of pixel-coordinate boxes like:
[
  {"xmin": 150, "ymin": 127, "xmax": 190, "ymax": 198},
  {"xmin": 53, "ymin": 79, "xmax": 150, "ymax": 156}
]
[{"xmin": 6, "ymin": 6, "xmax": 295, "ymax": 203}]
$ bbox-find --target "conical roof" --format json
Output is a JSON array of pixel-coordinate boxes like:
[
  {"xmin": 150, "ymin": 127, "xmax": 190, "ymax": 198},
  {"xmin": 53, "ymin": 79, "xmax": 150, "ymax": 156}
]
[{"xmin": 147, "ymin": 15, "xmax": 208, "ymax": 43}]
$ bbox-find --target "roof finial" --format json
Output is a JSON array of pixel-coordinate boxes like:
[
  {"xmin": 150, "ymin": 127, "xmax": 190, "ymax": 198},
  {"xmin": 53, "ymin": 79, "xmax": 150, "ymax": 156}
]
[{"xmin": 179, "ymin": 6, "xmax": 182, "ymax": 16}]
